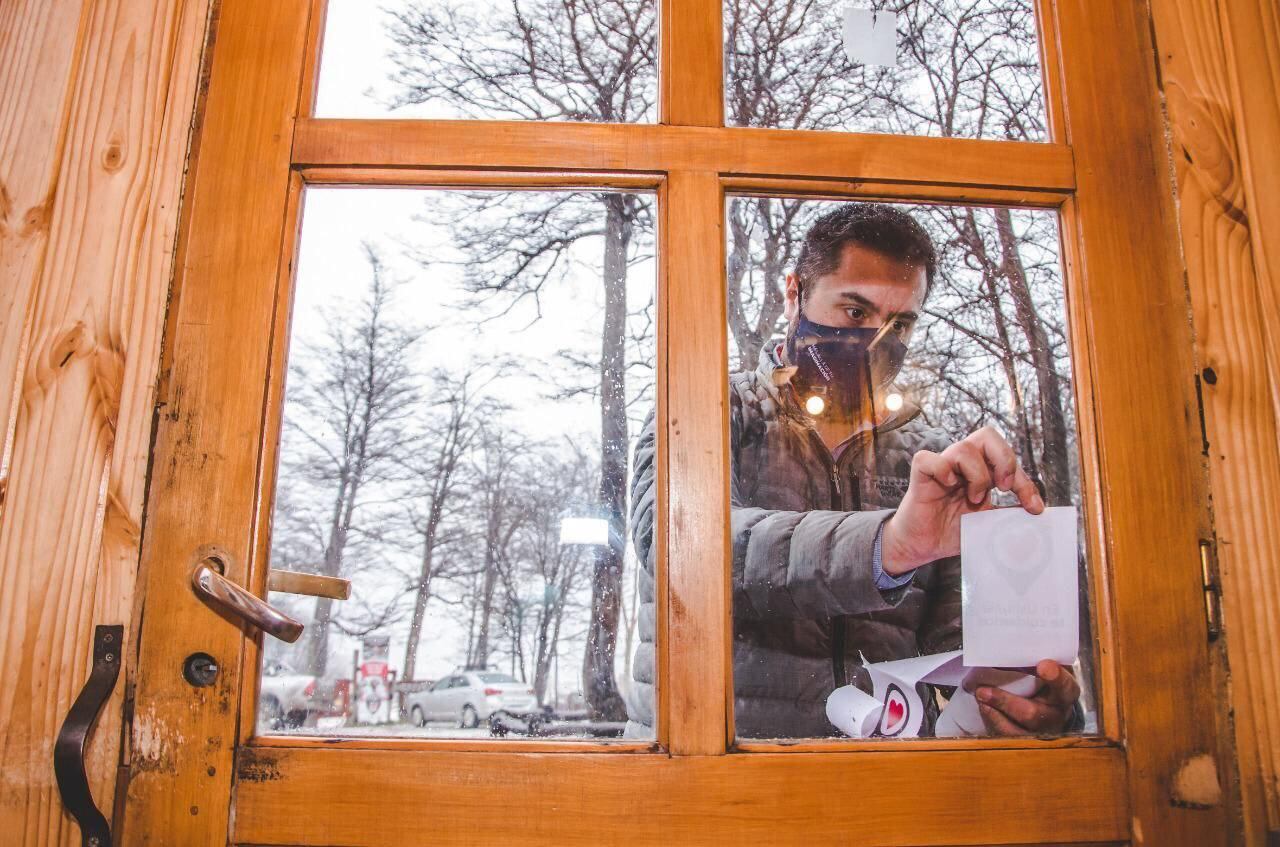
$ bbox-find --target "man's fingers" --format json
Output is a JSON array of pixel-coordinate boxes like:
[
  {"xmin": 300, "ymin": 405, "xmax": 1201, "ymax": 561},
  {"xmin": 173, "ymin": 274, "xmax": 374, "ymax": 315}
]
[
  {"xmin": 943, "ymin": 442, "xmax": 993, "ymax": 505},
  {"xmin": 1008, "ymin": 466, "xmax": 1046, "ymax": 514},
  {"xmin": 969, "ymin": 427, "xmax": 1018, "ymax": 489},
  {"xmin": 978, "ymin": 702, "xmax": 1028, "ymax": 736},
  {"xmin": 975, "ymin": 686, "xmax": 1067, "ymax": 732},
  {"xmin": 911, "ymin": 432, "xmax": 1046, "ymax": 514},
  {"xmin": 1035, "ymin": 661, "xmax": 1081, "ymax": 706},
  {"xmin": 962, "ymin": 666, "xmax": 1030, "ymax": 694},
  {"xmin": 968, "ymin": 427, "xmax": 1045, "ymax": 513},
  {"xmin": 911, "ymin": 449, "xmax": 958, "ymax": 489}
]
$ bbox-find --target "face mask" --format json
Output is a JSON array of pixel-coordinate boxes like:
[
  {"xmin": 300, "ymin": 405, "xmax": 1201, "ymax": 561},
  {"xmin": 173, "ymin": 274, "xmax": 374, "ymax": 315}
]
[{"xmin": 786, "ymin": 315, "xmax": 907, "ymax": 419}]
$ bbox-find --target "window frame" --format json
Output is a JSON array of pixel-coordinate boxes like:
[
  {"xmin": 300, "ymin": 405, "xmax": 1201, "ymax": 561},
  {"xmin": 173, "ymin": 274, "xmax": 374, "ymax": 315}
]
[{"xmin": 121, "ymin": 1, "xmax": 1229, "ymax": 845}]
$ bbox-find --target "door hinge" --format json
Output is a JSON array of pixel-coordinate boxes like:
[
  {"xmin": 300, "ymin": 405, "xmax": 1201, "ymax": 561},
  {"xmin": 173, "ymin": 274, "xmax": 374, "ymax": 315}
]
[{"xmin": 1199, "ymin": 539, "xmax": 1222, "ymax": 641}]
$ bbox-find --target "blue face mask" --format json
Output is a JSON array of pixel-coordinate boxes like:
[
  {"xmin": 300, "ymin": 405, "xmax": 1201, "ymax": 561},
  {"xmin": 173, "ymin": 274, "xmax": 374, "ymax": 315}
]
[{"xmin": 785, "ymin": 315, "xmax": 907, "ymax": 418}]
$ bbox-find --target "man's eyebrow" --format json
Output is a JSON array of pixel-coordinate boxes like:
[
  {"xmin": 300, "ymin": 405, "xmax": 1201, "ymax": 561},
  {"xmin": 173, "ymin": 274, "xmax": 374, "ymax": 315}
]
[
  {"xmin": 836, "ymin": 291, "xmax": 877, "ymax": 309},
  {"xmin": 836, "ymin": 291, "xmax": 918, "ymax": 322}
]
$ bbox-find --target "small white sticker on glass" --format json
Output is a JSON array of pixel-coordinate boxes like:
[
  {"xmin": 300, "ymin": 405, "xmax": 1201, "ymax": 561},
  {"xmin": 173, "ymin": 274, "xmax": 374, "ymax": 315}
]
[{"xmin": 842, "ymin": 8, "xmax": 898, "ymax": 67}]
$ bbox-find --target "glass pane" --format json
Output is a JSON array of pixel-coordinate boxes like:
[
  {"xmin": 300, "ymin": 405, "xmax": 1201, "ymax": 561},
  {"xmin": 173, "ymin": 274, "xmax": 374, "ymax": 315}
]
[
  {"xmin": 259, "ymin": 187, "xmax": 656, "ymax": 740},
  {"xmin": 314, "ymin": 0, "xmax": 657, "ymax": 122},
  {"xmin": 725, "ymin": 0, "xmax": 1048, "ymax": 141},
  {"xmin": 724, "ymin": 197, "xmax": 1096, "ymax": 740}
]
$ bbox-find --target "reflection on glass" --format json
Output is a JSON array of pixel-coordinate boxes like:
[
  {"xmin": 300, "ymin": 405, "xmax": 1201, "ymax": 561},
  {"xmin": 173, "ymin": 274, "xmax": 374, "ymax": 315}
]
[
  {"xmin": 725, "ymin": 0, "xmax": 1048, "ymax": 141},
  {"xmin": 721, "ymin": 197, "xmax": 1096, "ymax": 740},
  {"xmin": 259, "ymin": 188, "xmax": 656, "ymax": 739},
  {"xmin": 313, "ymin": 0, "xmax": 657, "ymax": 122}
]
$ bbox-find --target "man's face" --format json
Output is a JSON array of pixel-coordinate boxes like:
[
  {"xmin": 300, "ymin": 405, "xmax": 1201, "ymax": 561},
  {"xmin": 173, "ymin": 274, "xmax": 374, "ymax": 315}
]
[{"xmin": 785, "ymin": 242, "xmax": 928, "ymax": 344}]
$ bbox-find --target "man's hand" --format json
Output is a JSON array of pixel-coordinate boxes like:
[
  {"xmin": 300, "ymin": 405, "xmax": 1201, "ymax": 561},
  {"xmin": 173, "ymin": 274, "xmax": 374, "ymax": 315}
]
[
  {"xmin": 969, "ymin": 660, "xmax": 1081, "ymax": 736},
  {"xmin": 880, "ymin": 426, "xmax": 1044, "ymax": 575}
]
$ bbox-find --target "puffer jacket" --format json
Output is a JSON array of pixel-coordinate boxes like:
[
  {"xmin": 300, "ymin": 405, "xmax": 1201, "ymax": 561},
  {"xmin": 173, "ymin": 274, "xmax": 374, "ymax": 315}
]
[{"xmin": 625, "ymin": 345, "xmax": 961, "ymax": 739}]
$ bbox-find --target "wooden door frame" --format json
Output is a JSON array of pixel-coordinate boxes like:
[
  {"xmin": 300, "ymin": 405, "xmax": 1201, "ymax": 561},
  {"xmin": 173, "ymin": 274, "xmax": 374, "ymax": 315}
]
[{"xmin": 121, "ymin": 1, "xmax": 1231, "ymax": 844}]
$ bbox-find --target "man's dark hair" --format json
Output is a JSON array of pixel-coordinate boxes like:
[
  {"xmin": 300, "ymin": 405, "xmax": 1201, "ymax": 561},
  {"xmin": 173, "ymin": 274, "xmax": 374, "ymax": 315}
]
[{"xmin": 794, "ymin": 202, "xmax": 937, "ymax": 302}]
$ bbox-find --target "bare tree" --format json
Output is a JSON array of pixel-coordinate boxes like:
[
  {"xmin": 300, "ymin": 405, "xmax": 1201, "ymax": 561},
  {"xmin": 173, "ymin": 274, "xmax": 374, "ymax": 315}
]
[
  {"xmin": 517, "ymin": 443, "xmax": 596, "ymax": 702},
  {"xmin": 386, "ymin": 1, "xmax": 657, "ymax": 720},
  {"xmin": 279, "ymin": 243, "xmax": 422, "ymax": 678},
  {"xmin": 400, "ymin": 371, "xmax": 488, "ymax": 681},
  {"xmin": 466, "ymin": 421, "xmax": 531, "ymax": 670}
]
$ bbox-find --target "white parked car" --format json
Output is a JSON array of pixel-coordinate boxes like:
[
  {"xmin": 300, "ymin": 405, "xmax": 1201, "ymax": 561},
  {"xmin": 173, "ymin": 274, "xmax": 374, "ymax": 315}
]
[
  {"xmin": 258, "ymin": 661, "xmax": 317, "ymax": 730},
  {"xmin": 404, "ymin": 671, "xmax": 538, "ymax": 729}
]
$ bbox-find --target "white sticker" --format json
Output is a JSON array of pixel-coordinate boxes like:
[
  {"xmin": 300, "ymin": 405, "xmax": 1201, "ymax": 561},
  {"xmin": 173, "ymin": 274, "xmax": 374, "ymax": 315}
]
[
  {"xmin": 961, "ymin": 506, "xmax": 1080, "ymax": 668},
  {"xmin": 842, "ymin": 8, "xmax": 898, "ymax": 67}
]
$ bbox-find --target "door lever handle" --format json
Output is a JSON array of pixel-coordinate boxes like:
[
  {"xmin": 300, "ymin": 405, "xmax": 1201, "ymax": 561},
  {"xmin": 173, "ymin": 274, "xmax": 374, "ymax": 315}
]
[{"xmin": 191, "ymin": 562, "xmax": 304, "ymax": 643}]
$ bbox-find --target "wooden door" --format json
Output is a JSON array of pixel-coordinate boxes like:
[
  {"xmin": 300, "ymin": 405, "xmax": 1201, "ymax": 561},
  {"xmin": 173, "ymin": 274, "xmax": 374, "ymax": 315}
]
[{"xmin": 121, "ymin": 0, "xmax": 1231, "ymax": 844}]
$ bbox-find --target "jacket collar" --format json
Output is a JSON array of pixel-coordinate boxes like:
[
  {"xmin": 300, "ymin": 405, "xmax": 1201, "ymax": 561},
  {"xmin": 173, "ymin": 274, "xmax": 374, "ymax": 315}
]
[{"xmin": 757, "ymin": 340, "xmax": 921, "ymax": 435}]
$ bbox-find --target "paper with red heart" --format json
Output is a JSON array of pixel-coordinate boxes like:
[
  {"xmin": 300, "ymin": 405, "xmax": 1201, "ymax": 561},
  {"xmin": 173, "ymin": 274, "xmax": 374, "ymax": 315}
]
[
  {"xmin": 961, "ymin": 506, "xmax": 1079, "ymax": 667},
  {"xmin": 826, "ymin": 650, "xmax": 1042, "ymax": 738},
  {"xmin": 826, "ymin": 650, "xmax": 967, "ymax": 738}
]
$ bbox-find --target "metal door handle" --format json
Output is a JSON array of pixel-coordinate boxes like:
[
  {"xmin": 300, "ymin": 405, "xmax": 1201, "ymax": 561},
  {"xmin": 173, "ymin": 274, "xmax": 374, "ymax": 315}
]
[
  {"xmin": 55, "ymin": 625, "xmax": 123, "ymax": 847},
  {"xmin": 191, "ymin": 563, "xmax": 304, "ymax": 643}
]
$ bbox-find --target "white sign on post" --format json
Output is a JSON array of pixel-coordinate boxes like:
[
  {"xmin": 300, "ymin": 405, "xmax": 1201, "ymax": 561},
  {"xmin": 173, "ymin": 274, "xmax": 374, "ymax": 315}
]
[
  {"xmin": 961, "ymin": 506, "xmax": 1080, "ymax": 668},
  {"xmin": 842, "ymin": 8, "xmax": 898, "ymax": 67}
]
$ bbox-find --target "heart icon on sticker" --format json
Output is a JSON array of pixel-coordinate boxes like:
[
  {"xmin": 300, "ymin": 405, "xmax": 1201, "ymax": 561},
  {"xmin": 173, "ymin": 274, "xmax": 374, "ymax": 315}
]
[
  {"xmin": 876, "ymin": 683, "xmax": 910, "ymax": 737},
  {"xmin": 989, "ymin": 517, "xmax": 1050, "ymax": 595}
]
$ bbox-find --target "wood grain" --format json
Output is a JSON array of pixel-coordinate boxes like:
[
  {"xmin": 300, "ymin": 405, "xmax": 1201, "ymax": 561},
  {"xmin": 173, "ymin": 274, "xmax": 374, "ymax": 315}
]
[
  {"xmin": 233, "ymin": 745, "xmax": 1130, "ymax": 847},
  {"xmin": 1055, "ymin": 194, "xmax": 1122, "ymax": 743},
  {"xmin": 0, "ymin": 0, "xmax": 210, "ymax": 843},
  {"xmin": 267, "ymin": 570, "xmax": 350, "ymax": 600},
  {"xmin": 1216, "ymin": 7, "xmax": 1280, "ymax": 842},
  {"xmin": 292, "ymin": 119, "xmax": 1077, "ymax": 193},
  {"xmin": 121, "ymin": 1, "xmax": 313, "ymax": 844},
  {"xmin": 659, "ymin": 0, "xmax": 721, "ymax": 126},
  {"xmin": 1150, "ymin": 0, "xmax": 1280, "ymax": 842},
  {"xmin": 0, "ymin": 0, "xmax": 83, "ymax": 487},
  {"xmin": 661, "ymin": 171, "xmax": 731, "ymax": 754},
  {"xmin": 1053, "ymin": 1, "xmax": 1230, "ymax": 844}
]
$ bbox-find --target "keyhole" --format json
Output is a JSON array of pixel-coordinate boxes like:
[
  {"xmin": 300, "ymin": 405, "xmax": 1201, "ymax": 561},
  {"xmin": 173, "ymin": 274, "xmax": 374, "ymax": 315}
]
[{"xmin": 183, "ymin": 652, "xmax": 219, "ymax": 687}]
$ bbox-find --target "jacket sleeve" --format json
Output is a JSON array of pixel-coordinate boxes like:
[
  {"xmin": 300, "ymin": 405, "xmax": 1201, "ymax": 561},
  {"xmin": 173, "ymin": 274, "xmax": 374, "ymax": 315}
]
[
  {"xmin": 629, "ymin": 408, "xmax": 659, "ymax": 583},
  {"xmin": 731, "ymin": 505, "xmax": 909, "ymax": 620}
]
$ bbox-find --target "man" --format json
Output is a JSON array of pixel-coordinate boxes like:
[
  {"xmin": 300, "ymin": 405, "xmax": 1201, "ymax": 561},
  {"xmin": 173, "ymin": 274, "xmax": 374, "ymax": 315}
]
[{"xmin": 626, "ymin": 202, "xmax": 1080, "ymax": 739}]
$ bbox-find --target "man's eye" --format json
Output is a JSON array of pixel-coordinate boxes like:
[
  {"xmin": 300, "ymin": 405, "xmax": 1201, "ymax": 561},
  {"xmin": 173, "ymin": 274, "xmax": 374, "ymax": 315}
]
[
  {"xmin": 845, "ymin": 308, "xmax": 865, "ymax": 321},
  {"xmin": 892, "ymin": 320, "xmax": 908, "ymax": 333}
]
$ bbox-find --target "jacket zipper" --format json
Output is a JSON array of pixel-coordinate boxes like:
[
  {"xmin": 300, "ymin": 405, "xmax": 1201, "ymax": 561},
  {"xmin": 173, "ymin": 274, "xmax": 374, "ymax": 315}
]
[
  {"xmin": 778, "ymin": 374, "xmax": 919, "ymax": 692},
  {"xmin": 830, "ymin": 463, "xmax": 854, "ymax": 688}
]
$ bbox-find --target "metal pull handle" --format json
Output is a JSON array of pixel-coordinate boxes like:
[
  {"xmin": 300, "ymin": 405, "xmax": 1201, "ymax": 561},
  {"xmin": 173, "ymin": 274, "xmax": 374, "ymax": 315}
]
[
  {"xmin": 54, "ymin": 625, "xmax": 123, "ymax": 847},
  {"xmin": 191, "ymin": 562, "xmax": 304, "ymax": 643}
]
